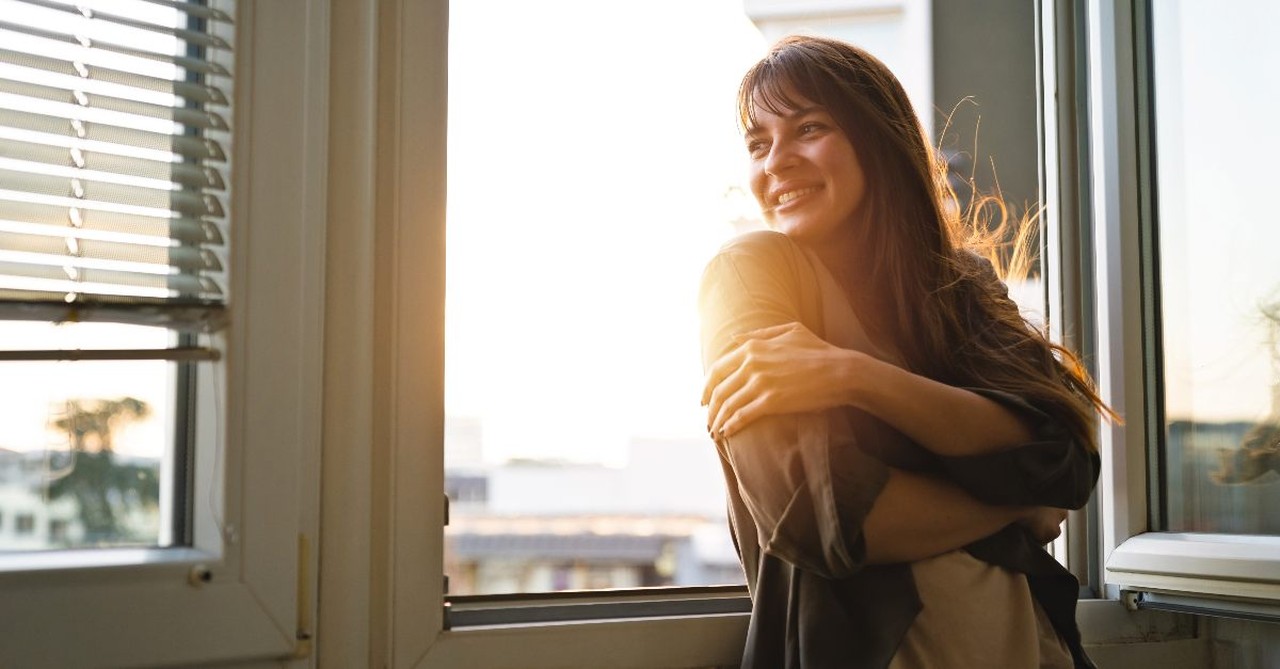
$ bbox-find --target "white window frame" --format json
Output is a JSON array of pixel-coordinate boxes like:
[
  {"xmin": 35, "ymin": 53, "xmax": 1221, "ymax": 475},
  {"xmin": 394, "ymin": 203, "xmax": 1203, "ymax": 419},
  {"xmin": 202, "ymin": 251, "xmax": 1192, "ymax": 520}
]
[
  {"xmin": 0, "ymin": 2, "xmax": 327, "ymax": 666},
  {"xmin": 1081, "ymin": 0, "xmax": 1280, "ymax": 613},
  {"xmin": 313, "ymin": 0, "xmax": 755, "ymax": 665}
]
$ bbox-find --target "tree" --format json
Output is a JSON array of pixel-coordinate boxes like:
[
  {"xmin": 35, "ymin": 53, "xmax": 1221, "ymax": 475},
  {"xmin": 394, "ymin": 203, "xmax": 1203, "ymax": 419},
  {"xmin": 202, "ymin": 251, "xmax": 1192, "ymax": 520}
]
[{"xmin": 46, "ymin": 397, "xmax": 159, "ymax": 545}]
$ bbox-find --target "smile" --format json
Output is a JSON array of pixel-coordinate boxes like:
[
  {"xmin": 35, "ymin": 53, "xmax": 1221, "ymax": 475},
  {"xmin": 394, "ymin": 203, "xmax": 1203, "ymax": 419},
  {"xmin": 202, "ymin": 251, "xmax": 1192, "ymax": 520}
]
[{"xmin": 776, "ymin": 187, "xmax": 820, "ymax": 206}]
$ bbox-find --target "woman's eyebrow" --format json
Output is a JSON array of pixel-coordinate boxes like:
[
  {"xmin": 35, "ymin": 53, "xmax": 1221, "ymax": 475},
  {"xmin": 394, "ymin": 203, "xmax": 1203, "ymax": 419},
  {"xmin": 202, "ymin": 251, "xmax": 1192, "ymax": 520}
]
[
  {"xmin": 744, "ymin": 105, "xmax": 827, "ymax": 136},
  {"xmin": 784, "ymin": 105, "xmax": 824, "ymax": 119}
]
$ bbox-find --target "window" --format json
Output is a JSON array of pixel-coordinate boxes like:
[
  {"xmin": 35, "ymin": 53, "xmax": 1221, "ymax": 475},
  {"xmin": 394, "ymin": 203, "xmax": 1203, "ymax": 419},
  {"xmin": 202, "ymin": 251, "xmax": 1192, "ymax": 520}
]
[
  {"xmin": 332, "ymin": 1, "xmax": 1249, "ymax": 665},
  {"xmin": 442, "ymin": 0, "xmax": 763, "ymax": 598},
  {"xmin": 0, "ymin": 0, "xmax": 227, "ymax": 552},
  {"xmin": 0, "ymin": 2, "xmax": 323, "ymax": 666},
  {"xmin": 1090, "ymin": 0, "xmax": 1280, "ymax": 612}
]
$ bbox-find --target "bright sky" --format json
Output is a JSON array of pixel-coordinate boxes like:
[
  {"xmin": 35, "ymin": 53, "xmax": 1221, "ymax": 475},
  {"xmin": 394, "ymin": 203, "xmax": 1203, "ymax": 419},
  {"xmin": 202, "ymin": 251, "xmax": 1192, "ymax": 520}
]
[
  {"xmin": 0, "ymin": 322, "xmax": 173, "ymax": 458},
  {"xmin": 444, "ymin": 0, "xmax": 766, "ymax": 465},
  {"xmin": 1152, "ymin": 0, "xmax": 1280, "ymax": 425}
]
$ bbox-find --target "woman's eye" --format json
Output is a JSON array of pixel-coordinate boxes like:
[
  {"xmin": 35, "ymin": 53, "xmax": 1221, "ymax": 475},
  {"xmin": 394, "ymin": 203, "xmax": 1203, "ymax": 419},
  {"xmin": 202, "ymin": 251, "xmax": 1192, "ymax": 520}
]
[
  {"xmin": 799, "ymin": 122, "xmax": 823, "ymax": 135},
  {"xmin": 746, "ymin": 140, "xmax": 767, "ymax": 156}
]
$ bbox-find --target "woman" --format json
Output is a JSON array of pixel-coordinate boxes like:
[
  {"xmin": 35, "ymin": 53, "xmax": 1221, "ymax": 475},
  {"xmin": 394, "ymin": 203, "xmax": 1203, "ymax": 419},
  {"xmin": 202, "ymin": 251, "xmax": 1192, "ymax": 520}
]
[{"xmin": 699, "ymin": 35, "xmax": 1111, "ymax": 668}]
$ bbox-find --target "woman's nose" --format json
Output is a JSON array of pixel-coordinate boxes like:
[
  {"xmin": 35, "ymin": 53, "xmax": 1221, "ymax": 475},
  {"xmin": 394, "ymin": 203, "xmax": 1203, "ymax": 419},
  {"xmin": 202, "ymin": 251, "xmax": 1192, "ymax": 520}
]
[{"xmin": 763, "ymin": 140, "xmax": 798, "ymax": 175}]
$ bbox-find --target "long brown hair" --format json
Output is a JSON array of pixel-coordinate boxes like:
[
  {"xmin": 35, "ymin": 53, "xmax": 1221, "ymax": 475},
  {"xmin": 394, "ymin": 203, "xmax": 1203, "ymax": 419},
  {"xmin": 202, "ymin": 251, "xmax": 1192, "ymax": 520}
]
[{"xmin": 738, "ymin": 34, "xmax": 1115, "ymax": 449}]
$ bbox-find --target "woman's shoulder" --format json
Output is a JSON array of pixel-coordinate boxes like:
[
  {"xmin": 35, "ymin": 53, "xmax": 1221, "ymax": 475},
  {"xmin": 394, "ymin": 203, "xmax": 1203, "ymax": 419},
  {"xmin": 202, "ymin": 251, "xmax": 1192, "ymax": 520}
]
[
  {"xmin": 704, "ymin": 230, "xmax": 812, "ymax": 279},
  {"xmin": 715, "ymin": 229, "xmax": 805, "ymax": 259},
  {"xmin": 701, "ymin": 230, "xmax": 817, "ymax": 291}
]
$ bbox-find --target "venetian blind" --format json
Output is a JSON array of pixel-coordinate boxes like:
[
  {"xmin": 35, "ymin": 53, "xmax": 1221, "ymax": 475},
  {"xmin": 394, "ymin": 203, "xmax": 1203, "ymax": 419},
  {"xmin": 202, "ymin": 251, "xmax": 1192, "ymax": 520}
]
[{"xmin": 0, "ymin": 0, "xmax": 231, "ymax": 332}]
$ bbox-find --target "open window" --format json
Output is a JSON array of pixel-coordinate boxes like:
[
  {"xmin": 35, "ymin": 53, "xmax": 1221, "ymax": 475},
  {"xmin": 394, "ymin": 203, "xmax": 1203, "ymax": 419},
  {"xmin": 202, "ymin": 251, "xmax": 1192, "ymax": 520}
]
[
  {"xmin": 0, "ymin": 2, "xmax": 325, "ymax": 665},
  {"xmin": 1094, "ymin": 0, "xmax": 1280, "ymax": 617}
]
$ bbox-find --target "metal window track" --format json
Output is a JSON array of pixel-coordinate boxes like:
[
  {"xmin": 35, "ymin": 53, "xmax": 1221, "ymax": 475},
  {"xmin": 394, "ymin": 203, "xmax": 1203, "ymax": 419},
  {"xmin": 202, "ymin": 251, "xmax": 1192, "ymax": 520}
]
[
  {"xmin": 0, "ymin": 347, "xmax": 220, "ymax": 361},
  {"xmin": 444, "ymin": 585, "xmax": 751, "ymax": 629}
]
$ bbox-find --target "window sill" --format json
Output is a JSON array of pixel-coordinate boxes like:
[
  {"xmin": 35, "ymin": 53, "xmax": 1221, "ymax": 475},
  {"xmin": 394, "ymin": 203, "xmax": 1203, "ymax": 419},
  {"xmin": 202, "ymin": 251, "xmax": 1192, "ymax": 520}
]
[
  {"xmin": 1106, "ymin": 532, "xmax": 1280, "ymax": 603},
  {"xmin": 421, "ymin": 612, "xmax": 749, "ymax": 669},
  {"xmin": 0, "ymin": 546, "xmax": 215, "ymax": 581}
]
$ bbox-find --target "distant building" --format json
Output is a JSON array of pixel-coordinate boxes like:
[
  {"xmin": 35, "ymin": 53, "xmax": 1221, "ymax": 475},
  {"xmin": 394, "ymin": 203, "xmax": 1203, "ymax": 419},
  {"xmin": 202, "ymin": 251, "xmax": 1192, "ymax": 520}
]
[
  {"xmin": 443, "ymin": 432, "xmax": 743, "ymax": 595},
  {"xmin": 0, "ymin": 448, "xmax": 162, "ymax": 550},
  {"xmin": 0, "ymin": 448, "xmax": 84, "ymax": 550}
]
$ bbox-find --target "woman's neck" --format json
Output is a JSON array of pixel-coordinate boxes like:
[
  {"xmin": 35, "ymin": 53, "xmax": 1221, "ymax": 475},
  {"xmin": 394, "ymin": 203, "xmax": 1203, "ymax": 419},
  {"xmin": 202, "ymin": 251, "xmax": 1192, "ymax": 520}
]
[{"xmin": 805, "ymin": 226, "xmax": 868, "ymax": 296}]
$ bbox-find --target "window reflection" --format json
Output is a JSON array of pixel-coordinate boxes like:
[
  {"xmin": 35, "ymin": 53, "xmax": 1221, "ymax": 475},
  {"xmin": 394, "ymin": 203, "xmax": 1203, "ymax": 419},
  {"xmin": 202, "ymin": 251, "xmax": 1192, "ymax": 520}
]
[{"xmin": 1152, "ymin": 1, "xmax": 1280, "ymax": 533}]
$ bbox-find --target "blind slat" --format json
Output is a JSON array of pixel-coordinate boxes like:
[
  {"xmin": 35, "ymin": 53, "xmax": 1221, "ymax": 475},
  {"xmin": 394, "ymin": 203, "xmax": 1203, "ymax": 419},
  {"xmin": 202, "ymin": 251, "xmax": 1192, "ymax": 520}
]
[
  {"xmin": 0, "ymin": 76, "xmax": 228, "ymax": 131},
  {"xmin": 0, "ymin": 141, "xmax": 226, "ymax": 191},
  {"xmin": 0, "ymin": 48, "xmax": 228, "ymax": 106},
  {"xmin": 0, "ymin": 201, "xmax": 224, "ymax": 247},
  {"xmin": 0, "ymin": 235, "xmax": 221, "ymax": 273},
  {"xmin": 0, "ymin": 250, "xmax": 221, "ymax": 281},
  {"xmin": 137, "ymin": 0, "xmax": 233, "ymax": 24},
  {"xmin": 0, "ymin": 260, "xmax": 222, "ymax": 297},
  {"xmin": 0, "ymin": 169, "xmax": 224, "ymax": 218},
  {"xmin": 0, "ymin": 20, "xmax": 230, "ymax": 76},
  {"xmin": 11, "ymin": 0, "xmax": 231, "ymax": 49},
  {"xmin": 0, "ymin": 299, "xmax": 227, "ymax": 333},
  {"xmin": 0, "ymin": 108, "xmax": 227, "ymax": 162}
]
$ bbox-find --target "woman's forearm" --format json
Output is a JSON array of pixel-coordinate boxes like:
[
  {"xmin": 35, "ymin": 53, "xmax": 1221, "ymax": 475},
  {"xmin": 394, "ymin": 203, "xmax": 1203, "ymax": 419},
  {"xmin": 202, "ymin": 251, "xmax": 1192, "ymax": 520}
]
[
  {"xmin": 862, "ymin": 468, "xmax": 1027, "ymax": 564},
  {"xmin": 842, "ymin": 350, "xmax": 1034, "ymax": 457}
]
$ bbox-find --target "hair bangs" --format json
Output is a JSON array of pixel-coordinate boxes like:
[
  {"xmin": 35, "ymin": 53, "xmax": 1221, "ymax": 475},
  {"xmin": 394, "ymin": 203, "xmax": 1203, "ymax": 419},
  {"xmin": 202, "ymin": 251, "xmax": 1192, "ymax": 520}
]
[{"xmin": 737, "ymin": 51, "xmax": 818, "ymax": 133}]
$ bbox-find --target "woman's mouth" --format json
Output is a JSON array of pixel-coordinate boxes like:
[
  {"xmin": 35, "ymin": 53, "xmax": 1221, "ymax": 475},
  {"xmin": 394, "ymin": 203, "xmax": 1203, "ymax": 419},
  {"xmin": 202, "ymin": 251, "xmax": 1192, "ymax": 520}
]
[{"xmin": 776, "ymin": 186, "xmax": 820, "ymax": 206}]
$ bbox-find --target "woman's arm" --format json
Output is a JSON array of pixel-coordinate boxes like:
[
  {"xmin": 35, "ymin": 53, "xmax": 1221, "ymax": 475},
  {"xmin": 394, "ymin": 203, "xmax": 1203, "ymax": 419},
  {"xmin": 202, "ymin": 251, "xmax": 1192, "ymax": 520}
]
[
  {"xmin": 699, "ymin": 233, "xmax": 1046, "ymax": 577},
  {"xmin": 864, "ymin": 468, "xmax": 1039, "ymax": 564},
  {"xmin": 846, "ymin": 348, "xmax": 1037, "ymax": 457},
  {"xmin": 705, "ymin": 322, "xmax": 1034, "ymax": 456},
  {"xmin": 705, "ymin": 320, "xmax": 1099, "ymax": 509}
]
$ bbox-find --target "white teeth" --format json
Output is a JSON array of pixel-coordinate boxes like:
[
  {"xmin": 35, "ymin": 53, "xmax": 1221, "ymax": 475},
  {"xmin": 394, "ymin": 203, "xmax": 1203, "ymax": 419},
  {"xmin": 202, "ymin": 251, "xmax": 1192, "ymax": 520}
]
[{"xmin": 777, "ymin": 187, "xmax": 818, "ymax": 205}]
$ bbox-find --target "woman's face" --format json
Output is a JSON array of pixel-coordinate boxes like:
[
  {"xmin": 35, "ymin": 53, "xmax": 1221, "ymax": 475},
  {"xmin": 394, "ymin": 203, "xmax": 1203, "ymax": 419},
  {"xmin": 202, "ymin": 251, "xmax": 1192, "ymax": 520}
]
[{"xmin": 745, "ymin": 93, "xmax": 867, "ymax": 245}]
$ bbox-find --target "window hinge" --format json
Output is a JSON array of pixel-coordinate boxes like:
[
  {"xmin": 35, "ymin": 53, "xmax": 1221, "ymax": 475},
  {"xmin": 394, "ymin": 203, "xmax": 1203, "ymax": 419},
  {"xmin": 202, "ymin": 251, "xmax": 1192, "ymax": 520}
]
[
  {"xmin": 292, "ymin": 533, "xmax": 315, "ymax": 659},
  {"xmin": 444, "ymin": 493, "xmax": 450, "ymax": 526}
]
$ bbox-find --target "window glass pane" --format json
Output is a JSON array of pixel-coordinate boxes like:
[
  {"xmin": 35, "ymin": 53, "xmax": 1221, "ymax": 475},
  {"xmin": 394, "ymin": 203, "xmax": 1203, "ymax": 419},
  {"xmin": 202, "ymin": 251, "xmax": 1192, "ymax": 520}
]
[
  {"xmin": 1152, "ymin": 1, "xmax": 1280, "ymax": 533},
  {"xmin": 0, "ymin": 322, "xmax": 180, "ymax": 550},
  {"xmin": 444, "ymin": 0, "xmax": 763, "ymax": 595}
]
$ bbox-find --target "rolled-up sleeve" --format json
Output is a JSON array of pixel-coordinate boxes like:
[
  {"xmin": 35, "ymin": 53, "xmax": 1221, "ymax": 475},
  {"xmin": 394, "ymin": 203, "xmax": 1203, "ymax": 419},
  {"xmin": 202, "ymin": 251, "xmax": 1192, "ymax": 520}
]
[
  {"xmin": 937, "ymin": 388, "xmax": 1100, "ymax": 509},
  {"xmin": 699, "ymin": 232, "xmax": 890, "ymax": 579},
  {"xmin": 938, "ymin": 252, "xmax": 1100, "ymax": 510}
]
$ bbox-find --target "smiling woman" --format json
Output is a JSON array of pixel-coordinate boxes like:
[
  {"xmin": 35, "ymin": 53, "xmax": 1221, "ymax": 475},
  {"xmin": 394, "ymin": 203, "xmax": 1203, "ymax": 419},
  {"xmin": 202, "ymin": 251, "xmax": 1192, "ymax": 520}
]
[{"xmin": 699, "ymin": 35, "xmax": 1112, "ymax": 669}]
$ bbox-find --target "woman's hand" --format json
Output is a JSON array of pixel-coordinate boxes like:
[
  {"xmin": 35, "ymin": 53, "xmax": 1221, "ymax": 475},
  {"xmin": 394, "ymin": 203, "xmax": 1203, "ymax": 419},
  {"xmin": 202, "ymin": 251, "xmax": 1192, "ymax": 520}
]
[
  {"xmin": 1018, "ymin": 506, "xmax": 1068, "ymax": 544},
  {"xmin": 702, "ymin": 322, "xmax": 859, "ymax": 439}
]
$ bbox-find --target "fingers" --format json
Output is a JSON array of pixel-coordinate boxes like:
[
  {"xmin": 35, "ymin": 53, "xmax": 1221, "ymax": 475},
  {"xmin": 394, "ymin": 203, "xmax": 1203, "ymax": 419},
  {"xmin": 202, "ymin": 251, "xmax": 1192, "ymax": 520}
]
[
  {"xmin": 719, "ymin": 392, "xmax": 770, "ymax": 438},
  {"xmin": 701, "ymin": 344, "xmax": 746, "ymax": 406},
  {"xmin": 708, "ymin": 364, "xmax": 756, "ymax": 436},
  {"xmin": 702, "ymin": 321, "xmax": 806, "ymax": 438},
  {"xmin": 703, "ymin": 322, "xmax": 803, "ymax": 405}
]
